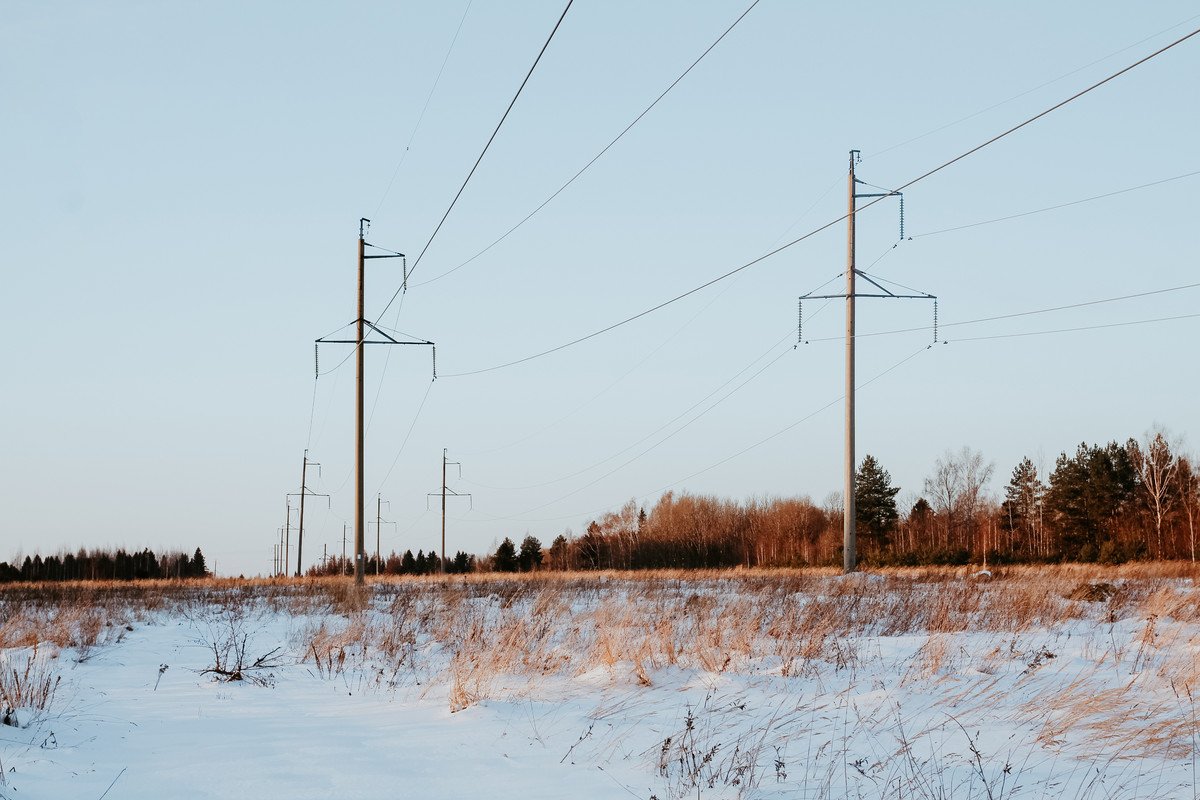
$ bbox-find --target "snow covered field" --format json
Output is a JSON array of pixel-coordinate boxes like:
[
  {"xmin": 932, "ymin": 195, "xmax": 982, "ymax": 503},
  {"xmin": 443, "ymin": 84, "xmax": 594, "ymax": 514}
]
[{"xmin": 1, "ymin": 566, "xmax": 1198, "ymax": 799}]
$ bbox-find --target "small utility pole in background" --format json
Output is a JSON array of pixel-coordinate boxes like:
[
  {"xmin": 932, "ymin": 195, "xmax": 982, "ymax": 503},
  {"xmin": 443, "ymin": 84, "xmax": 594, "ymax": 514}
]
[
  {"xmin": 314, "ymin": 219, "xmax": 435, "ymax": 587},
  {"xmin": 288, "ymin": 450, "xmax": 327, "ymax": 577},
  {"xmin": 277, "ymin": 527, "xmax": 286, "ymax": 577},
  {"xmin": 369, "ymin": 495, "xmax": 396, "ymax": 575},
  {"xmin": 797, "ymin": 150, "xmax": 936, "ymax": 574},
  {"xmin": 284, "ymin": 500, "xmax": 293, "ymax": 576},
  {"xmin": 342, "ymin": 524, "xmax": 348, "ymax": 576},
  {"xmin": 428, "ymin": 449, "xmax": 471, "ymax": 571}
]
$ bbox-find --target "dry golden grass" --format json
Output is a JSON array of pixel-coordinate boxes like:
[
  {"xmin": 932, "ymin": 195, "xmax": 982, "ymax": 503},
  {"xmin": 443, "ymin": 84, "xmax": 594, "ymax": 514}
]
[{"xmin": 3, "ymin": 565, "xmax": 1198, "ymax": 760}]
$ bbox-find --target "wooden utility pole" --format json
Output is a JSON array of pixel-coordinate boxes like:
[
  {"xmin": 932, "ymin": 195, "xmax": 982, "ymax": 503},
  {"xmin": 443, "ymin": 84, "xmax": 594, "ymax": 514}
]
[
  {"xmin": 796, "ymin": 150, "xmax": 933, "ymax": 574},
  {"xmin": 429, "ymin": 449, "xmax": 471, "ymax": 571},
  {"xmin": 844, "ymin": 150, "xmax": 858, "ymax": 573},
  {"xmin": 355, "ymin": 224, "xmax": 366, "ymax": 585},
  {"xmin": 373, "ymin": 495, "xmax": 394, "ymax": 575},
  {"xmin": 290, "ymin": 451, "xmax": 326, "ymax": 577},
  {"xmin": 284, "ymin": 500, "xmax": 292, "ymax": 576},
  {"xmin": 441, "ymin": 451, "xmax": 447, "ymax": 569},
  {"xmin": 342, "ymin": 523, "xmax": 348, "ymax": 576},
  {"xmin": 313, "ymin": 219, "xmax": 434, "ymax": 586},
  {"xmin": 299, "ymin": 453, "xmax": 309, "ymax": 577}
]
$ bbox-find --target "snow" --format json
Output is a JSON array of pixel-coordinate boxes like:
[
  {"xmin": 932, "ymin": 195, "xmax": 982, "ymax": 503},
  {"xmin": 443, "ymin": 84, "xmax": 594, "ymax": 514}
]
[{"xmin": 2, "ymin": 572, "xmax": 1198, "ymax": 799}]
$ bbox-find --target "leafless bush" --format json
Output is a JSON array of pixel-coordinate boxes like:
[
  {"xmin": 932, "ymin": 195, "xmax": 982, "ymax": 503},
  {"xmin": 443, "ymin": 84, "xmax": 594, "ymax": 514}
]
[
  {"xmin": 0, "ymin": 644, "xmax": 61, "ymax": 728},
  {"xmin": 196, "ymin": 608, "xmax": 283, "ymax": 686}
]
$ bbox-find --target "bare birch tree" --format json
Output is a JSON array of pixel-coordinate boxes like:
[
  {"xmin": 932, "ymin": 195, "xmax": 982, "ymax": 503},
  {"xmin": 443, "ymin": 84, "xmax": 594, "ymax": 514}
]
[{"xmin": 1127, "ymin": 429, "xmax": 1180, "ymax": 559}]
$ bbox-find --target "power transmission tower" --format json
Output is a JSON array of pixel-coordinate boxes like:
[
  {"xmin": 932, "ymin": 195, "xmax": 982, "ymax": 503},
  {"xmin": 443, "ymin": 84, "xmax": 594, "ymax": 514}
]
[
  {"xmin": 427, "ymin": 449, "xmax": 472, "ymax": 571},
  {"xmin": 287, "ymin": 450, "xmax": 328, "ymax": 577},
  {"xmin": 798, "ymin": 150, "xmax": 936, "ymax": 573},
  {"xmin": 368, "ymin": 495, "xmax": 396, "ymax": 575},
  {"xmin": 315, "ymin": 218, "xmax": 436, "ymax": 587}
]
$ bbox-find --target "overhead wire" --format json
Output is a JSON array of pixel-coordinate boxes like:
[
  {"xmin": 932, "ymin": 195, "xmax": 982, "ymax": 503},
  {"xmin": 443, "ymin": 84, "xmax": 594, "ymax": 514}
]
[
  {"xmin": 871, "ymin": 10, "xmax": 1200, "ymax": 159},
  {"xmin": 373, "ymin": 378, "xmax": 436, "ymax": 495},
  {"xmin": 374, "ymin": 0, "xmax": 475, "ymax": 217},
  {"xmin": 412, "ymin": 0, "xmax": 764, "ymax": 288},
  {"xmin": 915, "ymin": 168, "xmax": 1200, "ymax": 237},
  {"xmin": 438, "ymin": 23, "xmax": 1200, "ymax": 378},
  {"xmin": 377, "ymin": 0, "xmax": 575, "ymax": 320},
  {"xmin": 802, "ymin": 282, "xmax": 1200, "ymax": 343},
  {"xmin": 949, "ymin": 312, "xmax": 1200, "ymax": 343}
]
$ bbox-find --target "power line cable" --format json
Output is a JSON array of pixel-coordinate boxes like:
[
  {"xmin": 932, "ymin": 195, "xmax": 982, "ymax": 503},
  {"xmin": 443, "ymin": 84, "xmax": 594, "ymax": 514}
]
[
  {"xmin": 374, "ymin": 378, "xmax": 436, "ymax": 494},
  {"xmin": 439, "ymin": 24, "xmax": 1200, "ymax": 378},
  {"xmin": 915, "ymin": 169, "xmax": 1200, "ymax": 237},
  {"xmin": 377, "ymin": 0, "xmax": 575, "ymax": 319},
  {"xmin": 374, "ymin": 0, "xmax": 475, "ymax": 217},
  {"xmin": 412, "ymin": 0, "xmax": 763, "ymax": 288},
  {"xmin": 872, "ymin": 11, "xmax": 1200, "ymax": 159},
  {"xmin": 803, "ymin": 282, "xmax": 1200, "ymax": 343},
  {"xmin": 949, "ymin": 312, "xmax": 1200, "ymax": 343}
]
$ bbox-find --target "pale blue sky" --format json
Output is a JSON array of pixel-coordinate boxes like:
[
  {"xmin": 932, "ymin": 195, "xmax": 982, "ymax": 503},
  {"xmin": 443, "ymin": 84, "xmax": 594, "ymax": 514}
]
[{"xmin": 4, "ymin": 1, "xmax": 1198, "ymax": 576}]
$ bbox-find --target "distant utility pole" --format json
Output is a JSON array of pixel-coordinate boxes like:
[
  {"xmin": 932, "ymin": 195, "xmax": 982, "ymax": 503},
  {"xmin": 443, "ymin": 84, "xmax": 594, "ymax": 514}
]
[
  {"xmin": 428, "ymin": 449, "xmax": 472, "ymax": 571},
  {"xmin": 284, "ymin": 500, "xmax": 293, "ymax": 576},
  {"xmin": 368, "ymin": 495, "xmax": 396, "ymax": 575},
  {"xmin": 315, "ymin": 219, "xmax": 435, "ymax": 587},
  {"xmin": 288, "ymin": 450, "xmax": 328, "ymax": 577},
  {"xmin": 798, "ymin": 150, "xmax": 936, "ymax": 573},
  {"xmin": 342, "ymin": 523, "xmax": 348, "ymax": 577},
  {"xmin": 277, "ymin": 528, "xmax": 285, "ymax": 576}
]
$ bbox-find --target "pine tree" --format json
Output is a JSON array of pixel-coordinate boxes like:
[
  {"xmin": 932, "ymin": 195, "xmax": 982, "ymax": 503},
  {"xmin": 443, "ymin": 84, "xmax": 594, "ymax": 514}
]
[
  {"xmin": 548, "ymin": 535, "xmax": 570, "ymax": 570},
  {"xmin": 493, "ymin": 538, "xmax": 518, "ymax": 572},
  {"xmin": 1000, "ymin": 457, "xmax": 1044, "ymax": 558},
  {"xmin": 191, "ymin": 548, "xmax": 208, "ymax": 577},
  {"xmin": 518, "ymin": 536, "xmax": 543, "ymax": 572},
  {"xmin": 1045, "ymin": 442, "xmax": 1137, "ymax": 561},
  {"xmin": 400, "ymin": 549, "xmax": 416, "ymax": 574},
  {"xmin": 855, "ymin": 455, "xmax": 900, "ymax": 549}
]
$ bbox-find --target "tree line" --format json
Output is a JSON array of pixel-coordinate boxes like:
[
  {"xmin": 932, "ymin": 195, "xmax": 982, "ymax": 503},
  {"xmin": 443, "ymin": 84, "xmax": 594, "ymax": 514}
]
[
  {"xmin": 305, "ymin": 549, "xmax": 477, "ymax": 577},
  {"xmin": 0, "ymin": 547, "xmax": 209, "ymax": 583},
  {"xmin": 477, "ymin": 429, "xmax": 1199, "ymax": 570}
]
